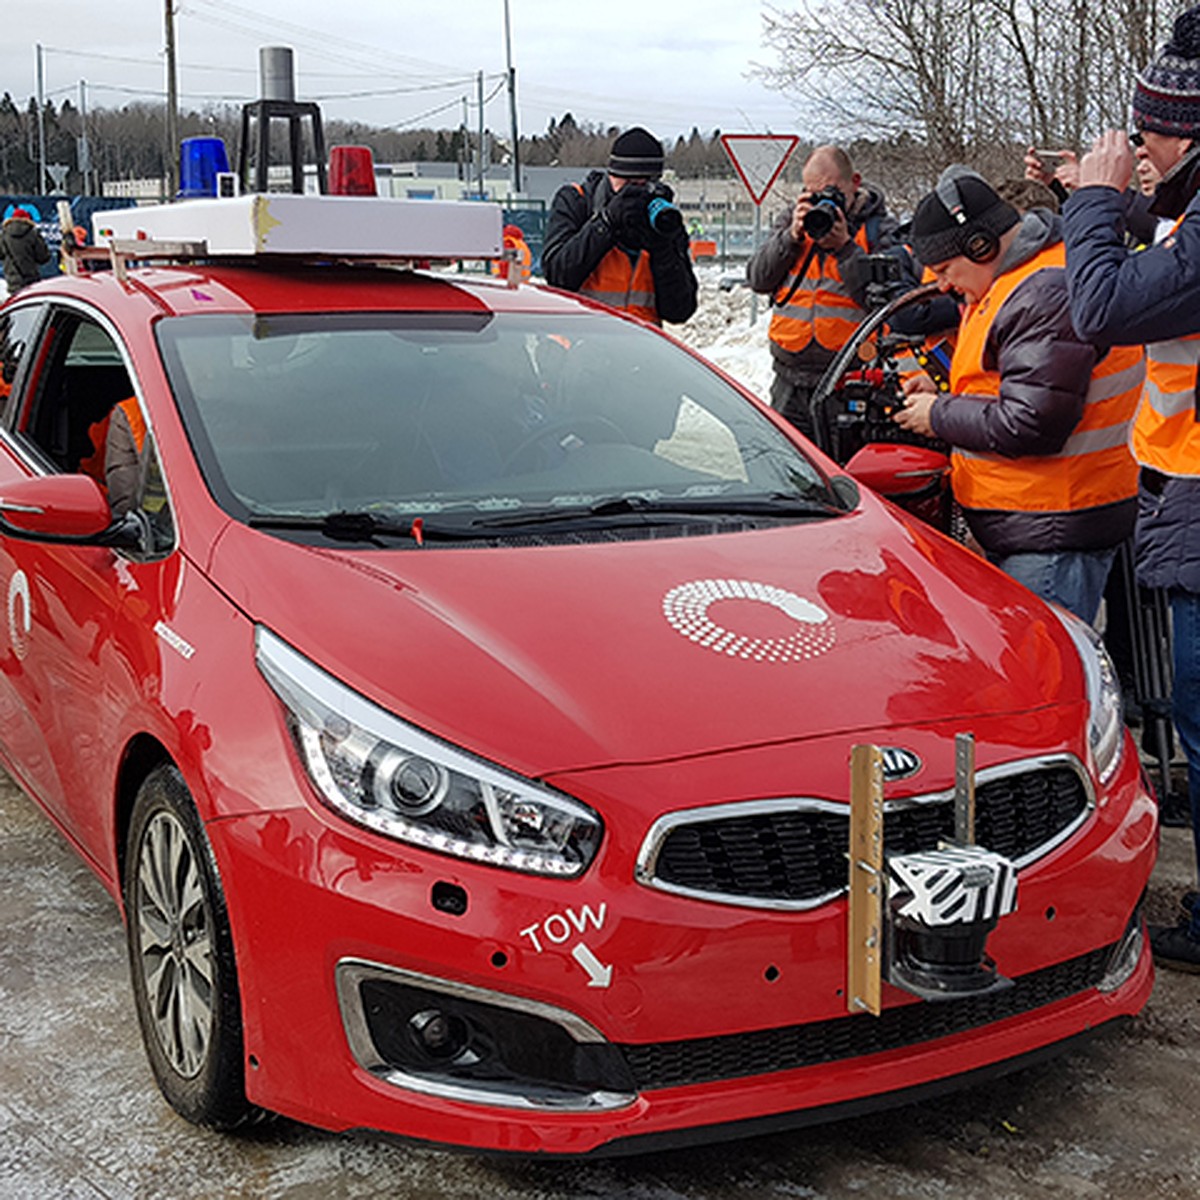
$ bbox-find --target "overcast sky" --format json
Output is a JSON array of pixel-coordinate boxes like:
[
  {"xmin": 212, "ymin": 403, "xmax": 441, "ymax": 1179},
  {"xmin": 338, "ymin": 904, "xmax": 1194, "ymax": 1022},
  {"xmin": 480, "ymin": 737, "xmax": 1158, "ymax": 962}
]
[{"xmin": 5, "ymin": 0, "xmax": 805, "ymax": 143}]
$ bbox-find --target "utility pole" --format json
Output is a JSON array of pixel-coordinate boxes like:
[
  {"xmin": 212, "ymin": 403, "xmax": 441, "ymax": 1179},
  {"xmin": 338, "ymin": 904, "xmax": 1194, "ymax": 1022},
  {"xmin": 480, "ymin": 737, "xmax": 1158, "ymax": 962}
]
[
  {"xmin": 79, "ymin": 80, "xmax": 92, "ymax": 195},
  {"xmin": 36, "ymin": 43, "xmax": 47, "ymax": 194},
  {"xmin": 460, "ymin": 96, "xmax": 469, "ymax": 184},
  {"xmin": 503, "ymin": 0, "xmax": 521, "ymax": 196},
  {"xmin": 165, "ymin": 0, "xmax": 179, "ymax": 197},
  {"xmin": 477, "ymin": 70, "xmax": 486, "ymax": 198}
]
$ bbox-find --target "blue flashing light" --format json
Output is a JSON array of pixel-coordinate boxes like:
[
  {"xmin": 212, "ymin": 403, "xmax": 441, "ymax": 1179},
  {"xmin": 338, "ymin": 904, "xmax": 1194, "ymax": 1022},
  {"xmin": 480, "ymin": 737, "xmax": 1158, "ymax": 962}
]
[{"xmin": 179, "ymin": 137, "xmax": 232, "ymax": 199}]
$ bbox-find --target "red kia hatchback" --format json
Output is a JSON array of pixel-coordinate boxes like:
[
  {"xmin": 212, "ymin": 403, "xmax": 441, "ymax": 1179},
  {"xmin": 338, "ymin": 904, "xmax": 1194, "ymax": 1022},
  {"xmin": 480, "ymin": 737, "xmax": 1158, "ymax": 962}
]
[{"xmin": 0, "ymin": 196, "xmax": 1155, "ymax": 1156}]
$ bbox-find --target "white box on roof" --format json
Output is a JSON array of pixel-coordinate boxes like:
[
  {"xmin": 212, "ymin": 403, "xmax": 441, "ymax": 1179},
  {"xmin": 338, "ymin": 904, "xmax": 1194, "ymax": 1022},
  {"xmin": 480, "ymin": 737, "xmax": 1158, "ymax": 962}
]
[{"xmin": 92, "ymin": 194, "xmax": 504, "ymax": 260}]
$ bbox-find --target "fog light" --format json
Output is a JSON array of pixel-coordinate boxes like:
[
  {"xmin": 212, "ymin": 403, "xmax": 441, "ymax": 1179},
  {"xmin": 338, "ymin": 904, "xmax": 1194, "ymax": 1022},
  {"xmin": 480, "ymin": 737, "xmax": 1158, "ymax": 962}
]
[{"xmin": 408, "ymin": 1009, "xmax": 471, "ymax": 1061}]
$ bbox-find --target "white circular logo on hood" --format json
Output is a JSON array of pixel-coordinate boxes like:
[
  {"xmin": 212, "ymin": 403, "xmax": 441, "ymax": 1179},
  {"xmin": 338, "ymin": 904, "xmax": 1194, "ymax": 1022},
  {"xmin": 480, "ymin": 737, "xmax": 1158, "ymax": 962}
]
[{"xmin": 663, "ymin": 578, "xmax": 835, "ymax": 663}]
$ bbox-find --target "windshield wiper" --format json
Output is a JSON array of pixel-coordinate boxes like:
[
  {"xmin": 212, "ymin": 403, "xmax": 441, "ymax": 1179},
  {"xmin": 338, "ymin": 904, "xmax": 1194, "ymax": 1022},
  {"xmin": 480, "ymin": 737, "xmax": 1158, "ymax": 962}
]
[
  {"xmin": 246, "ymin": 510, "xmax": 478, "ymax": 544},
  {"xmin": 470, "ymin": 492, "xmax": 844, "ymax": 530},
  {"xmin": 246, "ymin": 492, "xmax": 844, "ymax": 544}
]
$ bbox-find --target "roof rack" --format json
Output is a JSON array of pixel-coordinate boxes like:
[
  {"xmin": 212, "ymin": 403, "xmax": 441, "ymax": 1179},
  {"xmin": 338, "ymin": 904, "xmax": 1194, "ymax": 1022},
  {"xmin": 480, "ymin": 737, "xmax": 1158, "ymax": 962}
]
[{"xmin": 75, "ymin": 194, "xmax": 519, "ymax": 285}]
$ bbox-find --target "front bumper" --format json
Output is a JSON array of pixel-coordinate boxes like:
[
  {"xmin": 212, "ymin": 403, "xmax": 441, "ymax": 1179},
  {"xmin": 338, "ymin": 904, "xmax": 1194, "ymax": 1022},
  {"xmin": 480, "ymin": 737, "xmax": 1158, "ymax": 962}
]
[{"xmin": 209, "ymin": 737, "xmax": 1156, "ymax": 1156}]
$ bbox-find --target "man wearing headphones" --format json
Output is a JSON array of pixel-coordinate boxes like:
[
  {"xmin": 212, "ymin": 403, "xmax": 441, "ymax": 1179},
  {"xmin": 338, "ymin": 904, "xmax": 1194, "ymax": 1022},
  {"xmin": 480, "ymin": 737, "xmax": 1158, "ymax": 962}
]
[{"xmin": 893, "ymin": 166, "xmax": 1144, "ymax": 623}]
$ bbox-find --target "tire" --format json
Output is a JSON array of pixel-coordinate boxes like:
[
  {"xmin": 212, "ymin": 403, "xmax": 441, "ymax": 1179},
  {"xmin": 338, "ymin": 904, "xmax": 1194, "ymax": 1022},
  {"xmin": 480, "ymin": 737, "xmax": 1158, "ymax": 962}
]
[{"xmin": 123, "ymin": 763, "xmax": 253, "ymax": 1129}]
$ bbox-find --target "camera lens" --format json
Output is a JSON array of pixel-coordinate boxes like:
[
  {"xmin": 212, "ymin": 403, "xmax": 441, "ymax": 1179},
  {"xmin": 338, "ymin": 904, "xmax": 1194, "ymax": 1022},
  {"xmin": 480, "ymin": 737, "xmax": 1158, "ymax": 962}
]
[
  {"xmin": 647, "ymin": 196, "xmax": 683, "ymax": 236},
  {"xmin": 802, "ymin": 201, "xmax": 836, "ymax": 240}
]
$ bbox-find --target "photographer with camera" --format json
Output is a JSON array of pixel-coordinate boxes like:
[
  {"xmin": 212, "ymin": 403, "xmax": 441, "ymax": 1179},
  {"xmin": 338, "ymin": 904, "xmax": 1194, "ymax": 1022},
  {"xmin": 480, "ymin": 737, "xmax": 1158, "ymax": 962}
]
[
  {"xmin": 541, "ymin": 127, "xmax": 697, "ymax": 326},
  {"xmin": 746, "ymin": 145, "xmax": 897, "ymax": 439}
]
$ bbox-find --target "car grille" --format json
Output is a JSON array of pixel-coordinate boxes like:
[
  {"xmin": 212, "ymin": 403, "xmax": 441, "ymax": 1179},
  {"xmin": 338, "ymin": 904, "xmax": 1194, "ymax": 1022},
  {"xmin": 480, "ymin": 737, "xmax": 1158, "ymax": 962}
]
[
  {"xmin": 646, "ymin": 763, "xmax": 1090, "ymax": 908},
  {"xmin": 619, "ymin": 942, "xmax": 1114, "ymax": 1092}
]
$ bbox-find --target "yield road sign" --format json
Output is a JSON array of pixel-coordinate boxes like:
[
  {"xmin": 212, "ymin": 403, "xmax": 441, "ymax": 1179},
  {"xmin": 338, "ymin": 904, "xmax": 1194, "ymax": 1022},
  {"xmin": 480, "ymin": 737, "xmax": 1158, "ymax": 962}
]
[{"xmin": 720, "ymin": 134, "xmax": 800, "ymax": 206}]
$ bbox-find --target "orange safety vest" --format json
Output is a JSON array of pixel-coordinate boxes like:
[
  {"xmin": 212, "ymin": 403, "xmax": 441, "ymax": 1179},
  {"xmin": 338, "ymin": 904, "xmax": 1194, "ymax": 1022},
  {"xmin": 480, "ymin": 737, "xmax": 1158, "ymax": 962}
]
[
  {"xmin": 949, "ymin": 243, "xmax": 1144, "ymax": 515},
  {"xmin": 578, "ymin": 245, "xmax": 658, "ymax": 324},
  {"xmin": 1131, "ymin": 217, "xmax": 1200, "ymax": 477},
  {"xmin": 768, "ymin": 225, "xmax": 870, "ymax": 353},
  {"xmin": 80, "ymin": 396, "xmax": 147, "ymax": 487}
]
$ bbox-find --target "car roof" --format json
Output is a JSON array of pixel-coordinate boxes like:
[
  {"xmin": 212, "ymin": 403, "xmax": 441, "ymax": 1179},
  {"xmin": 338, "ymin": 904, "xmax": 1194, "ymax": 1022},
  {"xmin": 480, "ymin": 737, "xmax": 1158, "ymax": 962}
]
[{"xmin": 37, "ymin": 262, "xmax": 594, "ymax": 323}]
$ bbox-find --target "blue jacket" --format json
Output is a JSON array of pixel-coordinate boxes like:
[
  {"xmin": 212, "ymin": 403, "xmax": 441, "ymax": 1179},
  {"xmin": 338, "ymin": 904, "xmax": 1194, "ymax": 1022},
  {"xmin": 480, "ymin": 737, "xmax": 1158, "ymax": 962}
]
[
  {"xmin": 1063, "ymin": 183, "xmax": 1200, "ymax": 346},
  {"xmin": 1063, "ymin": 179, "xmax": 1200, "ymax": 592}
]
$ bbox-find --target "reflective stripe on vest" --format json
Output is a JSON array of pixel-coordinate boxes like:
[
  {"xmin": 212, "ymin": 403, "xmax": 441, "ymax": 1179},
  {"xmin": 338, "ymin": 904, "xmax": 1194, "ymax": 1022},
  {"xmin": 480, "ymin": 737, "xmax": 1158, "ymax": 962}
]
[
  {"xmin": 1132, "ymin": 217, "xmax": 1200, "ymax": 476},
  {"xmin": 768, "ymin": 225, "xmax": 870, "ymax": 353},
  {"xmin": 578, "ymin": 246, "xmax": 658, "ymax": 323},
  {"xmin": 949, "ymin": 243, "xmax": 1143, "ymax": 514}
]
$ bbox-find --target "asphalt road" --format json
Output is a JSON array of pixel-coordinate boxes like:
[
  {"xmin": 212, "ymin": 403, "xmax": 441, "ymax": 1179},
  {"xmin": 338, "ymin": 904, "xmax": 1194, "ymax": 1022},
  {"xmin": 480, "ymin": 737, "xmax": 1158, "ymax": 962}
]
[{"xmin": 3, "ymin": 763, "xmax": 1199, "ymax": 1200}]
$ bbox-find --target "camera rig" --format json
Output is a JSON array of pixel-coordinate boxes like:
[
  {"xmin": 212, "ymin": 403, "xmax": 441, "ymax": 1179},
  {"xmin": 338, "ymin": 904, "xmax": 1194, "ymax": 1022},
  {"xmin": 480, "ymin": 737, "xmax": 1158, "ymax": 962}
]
[
  {"xmin": 810, "ymin": 281, "xmax": 948, "ymax": 463},
  {"xmin": 810, "ymin": 281, "xmax": 955, "ymax": 533}
]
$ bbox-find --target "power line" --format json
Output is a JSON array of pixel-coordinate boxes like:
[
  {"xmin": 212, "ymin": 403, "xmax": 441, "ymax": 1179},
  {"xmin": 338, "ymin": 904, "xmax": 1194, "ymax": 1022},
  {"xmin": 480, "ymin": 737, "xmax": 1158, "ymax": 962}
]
[{"xmin": 183, "ymin": 0, "xmax": 497, "ymax": 81}]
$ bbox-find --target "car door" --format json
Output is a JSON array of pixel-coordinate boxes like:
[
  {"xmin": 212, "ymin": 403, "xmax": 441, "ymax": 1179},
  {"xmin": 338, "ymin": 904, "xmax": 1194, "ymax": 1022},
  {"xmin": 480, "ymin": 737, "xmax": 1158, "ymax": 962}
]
[
  {"xmin": 0, "ymin": 301, "xmax": 61, "ymax": 807},
  {"xmin": 0, "ymin": 302, "xmax": 173, "ymax": 872}
]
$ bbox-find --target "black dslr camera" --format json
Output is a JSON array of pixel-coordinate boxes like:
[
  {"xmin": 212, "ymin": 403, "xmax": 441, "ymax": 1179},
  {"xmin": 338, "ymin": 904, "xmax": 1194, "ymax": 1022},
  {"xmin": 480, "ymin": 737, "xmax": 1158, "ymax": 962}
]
[
  {"xmin": 802, "ymin": 185, "xmax": 847, "ymax": 239},
  {"xmin": 645, "ymin": 181, "xmax": 684, "ymax": 236}
]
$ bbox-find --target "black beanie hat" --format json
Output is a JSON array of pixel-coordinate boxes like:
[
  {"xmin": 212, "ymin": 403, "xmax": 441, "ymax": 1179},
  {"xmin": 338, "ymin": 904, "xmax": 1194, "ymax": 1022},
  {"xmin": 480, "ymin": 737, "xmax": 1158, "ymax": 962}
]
[
  {"xmin": 910, "ymin": 166, "xmax": 1020, "ymax": 266},
  {"xmin": 1133, "ymin": 5, "xmax": 1200, "ymax": 137},
  {"xmin": 608, "ymin": 127, "xmax": 664, "ymax": 178}
]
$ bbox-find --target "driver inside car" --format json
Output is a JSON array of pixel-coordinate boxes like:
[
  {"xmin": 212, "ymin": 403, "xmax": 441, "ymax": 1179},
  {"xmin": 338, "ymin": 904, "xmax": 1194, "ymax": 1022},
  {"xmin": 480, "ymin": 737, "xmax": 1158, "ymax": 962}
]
[{"xmin": 80, "ymin": 396, "xmax": 146, "ymax": 516}]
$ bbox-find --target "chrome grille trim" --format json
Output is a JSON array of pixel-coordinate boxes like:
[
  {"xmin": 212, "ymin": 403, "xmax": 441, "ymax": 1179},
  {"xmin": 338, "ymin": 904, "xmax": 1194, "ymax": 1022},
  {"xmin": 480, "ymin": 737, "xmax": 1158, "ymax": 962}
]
[{"xmin": 634, "ymin": 753, "xmax": 1095, "ymax": 911}]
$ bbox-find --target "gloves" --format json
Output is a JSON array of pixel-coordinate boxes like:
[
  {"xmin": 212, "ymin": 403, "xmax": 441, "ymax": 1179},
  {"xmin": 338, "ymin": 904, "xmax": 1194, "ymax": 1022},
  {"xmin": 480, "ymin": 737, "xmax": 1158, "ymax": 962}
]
[{"xmin": 603, "ymin": 183, "xmax": 651, "ymax": 245}]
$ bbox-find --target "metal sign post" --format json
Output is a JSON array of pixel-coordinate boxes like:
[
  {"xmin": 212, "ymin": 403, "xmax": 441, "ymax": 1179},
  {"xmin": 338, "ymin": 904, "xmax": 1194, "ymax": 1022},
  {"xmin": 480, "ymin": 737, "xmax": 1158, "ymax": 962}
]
[{"xmin": 719, "ymin": 134, "xmax": 800, "ymax": 326}]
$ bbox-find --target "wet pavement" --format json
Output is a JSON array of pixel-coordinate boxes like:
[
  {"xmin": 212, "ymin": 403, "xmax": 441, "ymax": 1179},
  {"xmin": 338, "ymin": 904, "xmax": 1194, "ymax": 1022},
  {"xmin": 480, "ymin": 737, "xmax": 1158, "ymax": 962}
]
[{"xmin": 3, "ymin": 763, "xmax": 1199, "ymax": 1200}]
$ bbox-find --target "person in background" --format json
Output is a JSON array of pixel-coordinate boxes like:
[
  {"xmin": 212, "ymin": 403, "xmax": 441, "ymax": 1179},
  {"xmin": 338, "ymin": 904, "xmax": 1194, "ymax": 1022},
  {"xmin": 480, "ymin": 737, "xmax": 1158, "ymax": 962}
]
[
  {"xmin": 541, "ymin": 127, "xmax": 697, "ymax": 326},
  {"xmin": 893, "ymin": 166, "xmax": 1144, "ymax": 624},
  {"xmin": 996, "ymin": 176, "xmax": 1062, "ymax": 215},
  {"xmin": 1061, "ymin": 3, "xmax": 1200, "ymax": 973},
  {"xmin": 1024, "ymin": 147, "xmax": 1081, "ymax": 206},
  {"xmin": 746, "ymin": 145, "xmax": 897, "ymax": 439},
  {"xmin": 1027, "ymin": 145, "xmax": 1159, "ymax": 248},
  {"xmin": 492, "ymin": 224, "xmax": 532, "ymax": 284},
  {"xmin": 0, "ymin": 207, "xmax": 50, "ymax": 296}
]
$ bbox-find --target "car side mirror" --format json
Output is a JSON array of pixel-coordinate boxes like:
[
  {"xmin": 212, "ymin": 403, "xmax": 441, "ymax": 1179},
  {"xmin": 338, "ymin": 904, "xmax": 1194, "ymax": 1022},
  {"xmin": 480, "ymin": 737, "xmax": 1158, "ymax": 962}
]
[
  {"xmin": 0, "ymin": 474, "xmax": 150, "ymax": 552},
  {"xmin": 845, "ymin": 442, "xmax": 949, "ymax": 498}
]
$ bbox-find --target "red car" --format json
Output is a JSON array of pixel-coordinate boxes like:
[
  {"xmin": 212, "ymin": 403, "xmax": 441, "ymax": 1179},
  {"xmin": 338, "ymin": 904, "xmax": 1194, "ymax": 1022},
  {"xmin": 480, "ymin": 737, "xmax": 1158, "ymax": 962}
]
[{"xmin": 0, "ymin": 196, "xmax": 1155, "ymax": 1156}]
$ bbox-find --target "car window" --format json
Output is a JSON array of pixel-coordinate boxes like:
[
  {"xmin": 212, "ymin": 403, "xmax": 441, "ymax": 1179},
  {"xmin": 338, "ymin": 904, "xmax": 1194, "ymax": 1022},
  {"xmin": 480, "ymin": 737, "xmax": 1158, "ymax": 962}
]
[
  {"xmin": 158, "ymin": 310, "xmax": 832, "ymax": 526},
  {"xmin": 15, "ymin": 309, "xmax": 174, "ymax": 557},
  {"xmin": 0, "ymin": 305, "xmax": 44, "ymax": 424}
]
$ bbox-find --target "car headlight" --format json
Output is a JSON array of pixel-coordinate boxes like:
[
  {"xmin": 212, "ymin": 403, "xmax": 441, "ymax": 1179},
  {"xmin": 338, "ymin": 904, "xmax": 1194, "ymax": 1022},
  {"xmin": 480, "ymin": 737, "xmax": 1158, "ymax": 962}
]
[
  {"xmin": 255, "ymin": 626, "xmax": 603, "ymax": 877},
  {"xmin": 1053, "ymin": 607, "xmax": 1124, "ymax": 785}
]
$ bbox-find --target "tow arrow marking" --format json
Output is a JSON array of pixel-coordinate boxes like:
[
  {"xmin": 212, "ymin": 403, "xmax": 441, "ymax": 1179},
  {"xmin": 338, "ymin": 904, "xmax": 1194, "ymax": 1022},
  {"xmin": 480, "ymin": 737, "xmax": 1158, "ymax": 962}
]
[{"xmin": 572, "ymin": 942, "xmax": 613, "ymax": 988}]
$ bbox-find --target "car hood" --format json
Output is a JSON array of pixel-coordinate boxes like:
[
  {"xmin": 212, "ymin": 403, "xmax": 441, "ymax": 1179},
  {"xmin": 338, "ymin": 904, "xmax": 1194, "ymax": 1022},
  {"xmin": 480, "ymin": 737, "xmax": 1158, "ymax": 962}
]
[{"xmin": 207, "ymin": 505, "xmax": 1084, "ymax": 779}]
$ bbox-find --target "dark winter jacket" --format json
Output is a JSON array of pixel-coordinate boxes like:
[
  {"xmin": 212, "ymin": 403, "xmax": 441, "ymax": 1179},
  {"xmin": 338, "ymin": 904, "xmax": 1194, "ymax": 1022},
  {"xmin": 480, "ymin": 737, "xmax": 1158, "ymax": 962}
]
[
  {"xmin": 0, "ymin": 214, "xmax": 51, "ymax": 292},
  {"xmin": 745, "ymin": 183, "xmax": 898, "ymax": 373},
  {"xmin": 1064, "ymin": 170, "xmax": 1200, "ymax": 592},
  {"xmin": 541, "ymin": 170, "xmax": 698, "ymax": 325},
  {"xmin": 930, "ymin": 209, "xmax": 1133, "ymax": 555}
]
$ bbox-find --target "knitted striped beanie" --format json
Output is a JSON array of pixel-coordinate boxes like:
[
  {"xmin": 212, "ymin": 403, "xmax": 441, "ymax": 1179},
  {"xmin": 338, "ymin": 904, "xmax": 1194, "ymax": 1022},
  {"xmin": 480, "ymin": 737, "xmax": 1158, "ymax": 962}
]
[{"xmin": 1134, "ymin": 6, "xmax": 1200, "ymax": 137}]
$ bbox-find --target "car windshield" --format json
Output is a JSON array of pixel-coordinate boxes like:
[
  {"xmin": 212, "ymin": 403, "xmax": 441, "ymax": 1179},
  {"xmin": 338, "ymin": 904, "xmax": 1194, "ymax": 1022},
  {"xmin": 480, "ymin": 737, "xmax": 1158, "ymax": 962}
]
[{"xmin": 157, "ymin": 309, "xmax": 837, "ymax": 539}]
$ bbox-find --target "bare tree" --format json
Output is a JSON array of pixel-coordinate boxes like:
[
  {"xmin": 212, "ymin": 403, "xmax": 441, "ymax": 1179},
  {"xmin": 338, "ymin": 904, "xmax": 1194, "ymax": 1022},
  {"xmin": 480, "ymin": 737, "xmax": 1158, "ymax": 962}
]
[{"xmin": 754, "ymin": 0, "xmax": 1179, "ymax": 200}]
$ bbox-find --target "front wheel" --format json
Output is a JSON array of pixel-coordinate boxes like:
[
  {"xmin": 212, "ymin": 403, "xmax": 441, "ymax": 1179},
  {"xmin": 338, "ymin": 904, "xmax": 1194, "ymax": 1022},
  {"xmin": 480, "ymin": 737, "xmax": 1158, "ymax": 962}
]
[{"xmin": 123, "ymin": 763, "xmax": 254, "ymax": 1128}]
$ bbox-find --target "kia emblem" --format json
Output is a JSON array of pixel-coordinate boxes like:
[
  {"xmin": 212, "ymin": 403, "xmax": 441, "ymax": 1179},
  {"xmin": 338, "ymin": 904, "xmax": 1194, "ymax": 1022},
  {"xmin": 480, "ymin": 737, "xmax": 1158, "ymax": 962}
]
[{"xmin": 880, "ymin": 747, "xmax": 922, "ymax": 781}]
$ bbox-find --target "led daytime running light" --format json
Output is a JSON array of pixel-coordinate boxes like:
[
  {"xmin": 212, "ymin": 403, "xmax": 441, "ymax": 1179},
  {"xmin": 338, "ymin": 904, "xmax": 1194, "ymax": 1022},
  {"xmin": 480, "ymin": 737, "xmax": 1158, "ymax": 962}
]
[{"xmin": 255, "ymin": 627, "xmax": 601, "ymax": 877}]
